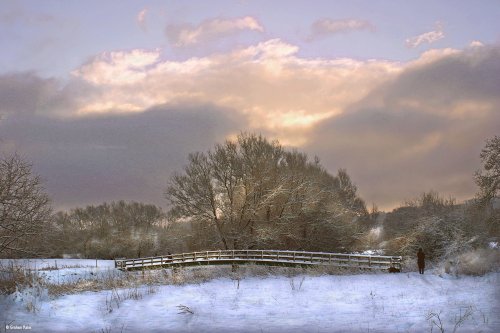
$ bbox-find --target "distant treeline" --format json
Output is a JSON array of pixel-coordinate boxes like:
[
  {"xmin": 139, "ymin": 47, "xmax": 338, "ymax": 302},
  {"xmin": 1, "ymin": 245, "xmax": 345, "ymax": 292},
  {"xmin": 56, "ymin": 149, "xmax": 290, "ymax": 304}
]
[
  {"xmin": 40, "ymin": 192, "xmax": 498, "ymax": 263},
  {"xmin": 1, "ymin": 134, "xmax": 499, "ymax": 268}
]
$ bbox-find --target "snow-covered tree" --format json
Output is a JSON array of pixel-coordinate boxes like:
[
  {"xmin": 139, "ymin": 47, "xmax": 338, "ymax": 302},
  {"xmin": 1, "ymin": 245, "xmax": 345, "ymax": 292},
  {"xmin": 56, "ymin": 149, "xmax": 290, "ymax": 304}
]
[
  {"xmin": 0, "ymin": 154, "xmax": 51, "ymax": 256},
  {"xmin": 475, "ymin": 135, "xmax": 500, "ymax": 205},
  {"xmin": 165, "ymin": 133, "xmax": 367, "ymax": 251}
]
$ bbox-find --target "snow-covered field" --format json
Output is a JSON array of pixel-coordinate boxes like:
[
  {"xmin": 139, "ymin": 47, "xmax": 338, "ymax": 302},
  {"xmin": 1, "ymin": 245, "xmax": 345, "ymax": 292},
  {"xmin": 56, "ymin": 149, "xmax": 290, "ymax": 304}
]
[{"xmin": 0, "ymin": 259, "xmax": 499, "ymax": 333}]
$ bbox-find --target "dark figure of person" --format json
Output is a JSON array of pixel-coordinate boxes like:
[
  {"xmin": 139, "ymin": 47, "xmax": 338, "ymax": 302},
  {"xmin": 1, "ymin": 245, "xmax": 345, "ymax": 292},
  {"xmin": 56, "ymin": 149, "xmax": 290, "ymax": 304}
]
[{"xmin": 417, "ymin": 248, "xmax": 425, "ymax": 274}]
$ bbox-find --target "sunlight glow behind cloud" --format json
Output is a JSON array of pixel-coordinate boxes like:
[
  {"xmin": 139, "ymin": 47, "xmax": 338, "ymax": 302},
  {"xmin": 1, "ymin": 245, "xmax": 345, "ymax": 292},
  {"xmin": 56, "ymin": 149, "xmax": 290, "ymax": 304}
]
[{"xmin": 70, "ymin": 39, "xmax": 402, "ymax": 145}]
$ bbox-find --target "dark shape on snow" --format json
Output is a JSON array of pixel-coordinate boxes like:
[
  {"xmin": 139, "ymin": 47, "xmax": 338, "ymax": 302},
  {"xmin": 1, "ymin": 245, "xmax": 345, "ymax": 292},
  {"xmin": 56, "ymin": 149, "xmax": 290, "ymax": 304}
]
[
  {"xmin": 388, "ymin": 266, "xmax": 400, "ymax": 273},
  {"xmin": 417, "ymin": 248, "xmax": 425, "ymax": 274}
]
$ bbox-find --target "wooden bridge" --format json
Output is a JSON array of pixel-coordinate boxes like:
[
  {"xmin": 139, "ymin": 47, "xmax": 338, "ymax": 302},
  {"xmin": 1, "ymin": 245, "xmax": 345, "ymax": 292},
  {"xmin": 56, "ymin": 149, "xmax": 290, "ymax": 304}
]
[{"xmin": 115, "ymin": 250, "xmax": 403, "ymax": 272}]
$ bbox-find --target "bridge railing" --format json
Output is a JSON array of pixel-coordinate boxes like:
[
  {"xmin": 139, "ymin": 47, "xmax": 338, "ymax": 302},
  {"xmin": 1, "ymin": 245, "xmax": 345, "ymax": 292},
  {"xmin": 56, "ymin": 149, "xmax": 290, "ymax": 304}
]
[{"xmin": 115, "ymin": 250, "xmax": 402, "ymax": 272}]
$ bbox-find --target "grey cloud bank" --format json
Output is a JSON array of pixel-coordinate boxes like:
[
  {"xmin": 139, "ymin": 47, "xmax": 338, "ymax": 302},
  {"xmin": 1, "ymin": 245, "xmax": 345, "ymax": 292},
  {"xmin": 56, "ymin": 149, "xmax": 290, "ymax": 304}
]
[
  {"xmin": 1, "ymin": 101, "xmax": 243, "ymax": 209},
  {"xmin": 308, "ymin": 46, "xmax": 500, "ymax": 209},
  {"xmin": 1, "ymin": 45, "xmax": 499, "ymax": 211}
]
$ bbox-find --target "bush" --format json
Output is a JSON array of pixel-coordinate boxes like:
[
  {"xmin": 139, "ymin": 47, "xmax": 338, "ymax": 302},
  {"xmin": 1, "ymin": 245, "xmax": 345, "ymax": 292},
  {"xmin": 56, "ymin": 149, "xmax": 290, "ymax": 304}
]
[
  {"xmin": 455, "ymin": 248, "xmax": 500, "ymax": 275},
  {"xmin": 0, "ymin": 262, "xmax": 44, "ymax": 295},
  {"xmin": 438, "ymin": 248, "xmax": 500, "ymax": 276}
]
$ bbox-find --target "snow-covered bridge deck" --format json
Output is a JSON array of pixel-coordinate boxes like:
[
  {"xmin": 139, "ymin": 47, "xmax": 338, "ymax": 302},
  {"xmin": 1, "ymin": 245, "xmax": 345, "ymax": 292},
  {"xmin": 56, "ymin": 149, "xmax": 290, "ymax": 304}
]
[{"xmin": 115, "ymin": 250, "xmax": 403, "ymax": 272}]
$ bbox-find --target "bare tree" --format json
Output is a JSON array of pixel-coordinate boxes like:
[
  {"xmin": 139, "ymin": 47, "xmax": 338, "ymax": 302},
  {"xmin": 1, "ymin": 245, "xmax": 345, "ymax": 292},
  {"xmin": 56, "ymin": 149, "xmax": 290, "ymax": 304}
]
[
  {"xmin": 50, "ymin": 201, "xmax": 167, "ymax": 258},
  {"xmin": 165, "ymin": 133, "xmax": 367, "ymax": 251},
  {"xmin": 475, "ymin": 135, "xmax": 500, "ymax": 205},
  {"xmin": 0, "ymin": 154, "xmax": 51, "ymax": 257}
]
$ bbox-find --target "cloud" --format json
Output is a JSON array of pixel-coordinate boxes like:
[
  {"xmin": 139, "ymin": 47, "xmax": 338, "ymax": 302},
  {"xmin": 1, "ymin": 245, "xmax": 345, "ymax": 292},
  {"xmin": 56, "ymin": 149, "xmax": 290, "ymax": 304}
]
[
  {"xmin": 0, "ymin": 101, "xmax": 245, "ymax": 209},
  {"xmin": 0, "ymin": 72, "xmax": 55, "ymax": 115},
  {"xmin": 2, "ymin": 41, "xmax": 499, "ymax": 211},
  {"xmin": 0, "ymin": 72, "xmax": 85, "ymax": 117},
  {"xmin": 306, "ymin": 45, "xmax": 500, "ymax": 209},
  {"xmin": 406, "ymin": 22, "xmax": 445, "ymax": 48},
  {"xmin": 309, "ymin": 18, "xmax": 374, "ymax": 40},
  {"xmin": 70, "ymin": 39, "xmax": 402, "ymax": 144},
  {"xmin": 165, "ymin": 16, "xmax": 264, "ymax": 46},
  {"xmin": 470, "ymin": 40, "xmax": 484, "ymax": 48},
  {"xmin": 72, "ymin": 49, "xmax": 161, "ymax": 86},
  {"xmin": 136, "ymin": 8, "xmax": 147, "ymax": 31},
  {"xmin": 0, "ymin": 6, "xmax": 57, "ymax": 25}
]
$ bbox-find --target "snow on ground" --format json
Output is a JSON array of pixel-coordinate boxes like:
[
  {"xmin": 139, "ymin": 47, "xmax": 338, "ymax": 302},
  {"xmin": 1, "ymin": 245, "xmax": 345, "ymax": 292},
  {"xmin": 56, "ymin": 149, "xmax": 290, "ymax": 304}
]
[
  {"xmin": 0, "ymin": 259, "xmax": 115, "ymax": 270},
  {"xmin": 0, "ymin": 260, "xmax": 499, "ymax": 333},
  {"xmin": 0, "ymin": 259, "xmax": 120, "ymax": 284}
]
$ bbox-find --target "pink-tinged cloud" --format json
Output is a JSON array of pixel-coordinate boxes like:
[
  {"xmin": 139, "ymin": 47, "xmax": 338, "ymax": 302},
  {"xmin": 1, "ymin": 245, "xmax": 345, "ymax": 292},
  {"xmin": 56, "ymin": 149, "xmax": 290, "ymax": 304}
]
[
  {"xmin": 69, "ymin": 39, "xmax": 401, "ymax": 144},
  {"xmin": 136, "ymin": 8, "xmax": 147, "ymax": 31},
  {"xmin": 165, "ymin": 16, "xmax": 264, "ymax": 46},
  {"xmin": 72, "ymin": 49, "xmax": 160, "ymax": 86},
  {"xmin": 309, "ymin": 18, "xmax": 374, "ymax": 40},
  {"xmin": 406, "ymin": 22, "xmax": 445, "ymax": 48}
]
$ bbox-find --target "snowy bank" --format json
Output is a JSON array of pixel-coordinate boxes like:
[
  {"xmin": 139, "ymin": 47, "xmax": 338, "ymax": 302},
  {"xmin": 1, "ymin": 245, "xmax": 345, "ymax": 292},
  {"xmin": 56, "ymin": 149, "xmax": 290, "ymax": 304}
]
[{"xmin": 0, "ymin": 261, "xmax": 499, "ymax": 333}]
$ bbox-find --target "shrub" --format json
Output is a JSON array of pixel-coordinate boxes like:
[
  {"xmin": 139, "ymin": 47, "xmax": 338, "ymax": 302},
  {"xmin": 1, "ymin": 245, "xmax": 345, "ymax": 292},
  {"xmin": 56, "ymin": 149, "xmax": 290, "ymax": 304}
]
[
  {"xmin": 454, "ymin": 248, "xmax": 500, "ymax": 275},
  {"xmin": 436, "ymin": 247, "xmax": 500, "ymax": 276},
  {"xmin": 0, "ymin": 262, "xmax": 44, "ymax": 295}
]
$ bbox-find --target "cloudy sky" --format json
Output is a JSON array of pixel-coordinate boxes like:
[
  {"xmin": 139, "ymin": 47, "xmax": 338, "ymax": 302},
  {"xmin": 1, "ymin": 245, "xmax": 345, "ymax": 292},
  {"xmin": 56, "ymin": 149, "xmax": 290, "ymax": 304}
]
[{"xmin": 1, "ymin": 0, "xmax": 499, "ymax": 211}]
